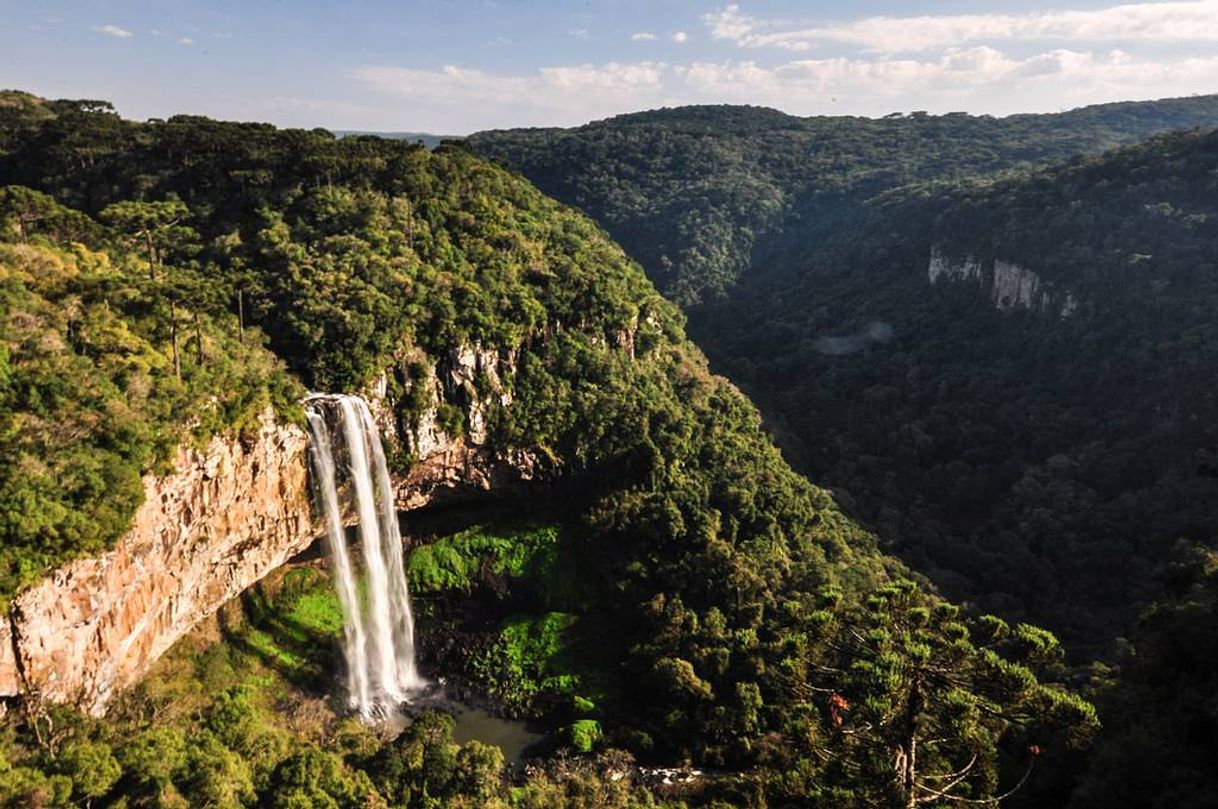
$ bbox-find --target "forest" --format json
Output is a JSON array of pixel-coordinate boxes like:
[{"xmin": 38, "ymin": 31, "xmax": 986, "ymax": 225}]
[
  {"xmin": 470, "ymin": 95, "xmax": 1218, "ymax": 305},
  {"xmin": 0, "ymin": 92, "xmax": 1102, "ymax": 807},
  {"xmin": 471, "ymin": 100, "xmax": 1218, "ymax": 806}
]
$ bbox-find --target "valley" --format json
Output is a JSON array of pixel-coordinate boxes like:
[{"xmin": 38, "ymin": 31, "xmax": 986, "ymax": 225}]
[{"xmin": 0, "ymin": 88, "xmax": 1212, "ymax": 807}]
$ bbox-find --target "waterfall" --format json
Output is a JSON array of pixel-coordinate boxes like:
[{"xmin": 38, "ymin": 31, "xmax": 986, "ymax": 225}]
[{"xmin": 305, "ymin": 393, "xmax": 424, "ymax": 719}]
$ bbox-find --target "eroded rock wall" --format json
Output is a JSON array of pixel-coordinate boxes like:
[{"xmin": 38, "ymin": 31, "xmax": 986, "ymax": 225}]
[
  {"xmin": 927, "ymin": 246, "xmax": 1079, "ymax": 318},
  {"xmin": 1, "ymin": 414, "xmax": 312, "ymax": 714}
]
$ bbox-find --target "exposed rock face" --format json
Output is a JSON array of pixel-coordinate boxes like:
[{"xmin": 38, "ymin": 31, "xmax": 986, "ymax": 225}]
[
  {"xmin": 442, "ymin": 342, "xmax": 513, "ymax": 447},
  {"xmin": 390, "ymin": 343, "xmax": 536, "ymax": 510},
  {"xmin": 1, "ymin": 414, "xmax": 313, "ymax": 715},
  {"xmin": 928, "ymin": 247, "xmax": 983, "ymax": 284},
  {"xmin": 928, "ymin": 246, "xmax": 1079, "ymax": 318},
  {"xmin": 396, "ymin": 439, "xmax": 537, "ymax": 511}
]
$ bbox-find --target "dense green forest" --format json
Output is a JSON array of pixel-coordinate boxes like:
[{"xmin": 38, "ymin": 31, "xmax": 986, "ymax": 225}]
[
  {"xmin": 697, "ymin": 129, "xmax": 1218, "ymax": 657},
  {"xmin": 469, "ymin": 95, "xmax": 1218, "ymax": 648},
  {"xmin": 471, "ymin": 100, "xmax": 1218, "ymax": 806},
  {"xmin": 470, "ymin": 95, "xmax": 1218, "ymax": 305},
  {"xmin": 0, "ymin": 93, "xmax": 1096, "ymax": 806},
  {"xmin": 0, "ymin": 189, "xmax": 301, "ymax": 602}
]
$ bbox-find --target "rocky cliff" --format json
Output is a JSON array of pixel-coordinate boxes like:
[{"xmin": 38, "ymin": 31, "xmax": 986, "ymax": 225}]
[
  {"xmin": 0, "ymin": 344, "xmax": 538, "ymax": 715},
  {"xmin": 0, "ymin": 413, "xmax": 312, "ymax": 714},
  {"xmin": 928, "ymin": 246, "xmax": 1079, "ymax": 317}
]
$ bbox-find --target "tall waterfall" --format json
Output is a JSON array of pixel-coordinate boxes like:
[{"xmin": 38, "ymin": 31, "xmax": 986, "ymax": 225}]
[{"xmin": 305, "ymin": 393, "xmax": 424, "ymax": 719}]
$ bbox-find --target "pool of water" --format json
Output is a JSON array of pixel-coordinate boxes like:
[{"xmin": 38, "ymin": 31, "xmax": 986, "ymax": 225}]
[
  {"xmin": 387, "ymin": 684, "xmax": 548, "ymax": 770},
  {"xmin": 448, "ymin": 704, "xmax": 547, "ymax": 768}
]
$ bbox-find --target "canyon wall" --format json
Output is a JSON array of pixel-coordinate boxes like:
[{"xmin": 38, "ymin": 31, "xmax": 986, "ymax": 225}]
[
  {"xmin": 928, "ymin": 246, "xmax": 1079, "ymax": 318},
  {"xmin": 0, "ymin": 414, "xmax": 313, "ymax": 714}
]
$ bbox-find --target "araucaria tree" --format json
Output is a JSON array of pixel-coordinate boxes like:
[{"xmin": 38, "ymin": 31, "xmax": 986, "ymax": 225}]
[{"xmin": 822, "ymin": 581, "xmax": 1098, "ymax": 807}]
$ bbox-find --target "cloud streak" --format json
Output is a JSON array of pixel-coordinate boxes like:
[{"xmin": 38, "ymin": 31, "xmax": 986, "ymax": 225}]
[
  {"xmin": 705, "ymin": 1, "xmax": 1218, "ymax": 53},
  {"xmin": 93, "ymin": 24, "xmax": 134, "ymax": 38}
]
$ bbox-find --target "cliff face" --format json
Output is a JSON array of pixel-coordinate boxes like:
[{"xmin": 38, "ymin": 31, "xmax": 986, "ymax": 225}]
[
  {"xmin": 0, "ymin": 414, "xmax": 313, "ymax": 714},
  {"xmin": 928, "ymin": 246, "xmax": 1079, "ymax": 317},
  {"xmin": 0, "ymin": 345, "xmax": 539, "ymax": 716},
  {"xmin": 367, "ymin": 342, "xmax": 538, "ymax": 511}
]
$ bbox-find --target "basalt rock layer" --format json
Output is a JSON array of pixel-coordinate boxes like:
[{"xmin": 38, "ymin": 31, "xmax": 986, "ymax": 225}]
[{"xmin": 0, "ymin": 414, "xmax": 312, "ymax": 714}]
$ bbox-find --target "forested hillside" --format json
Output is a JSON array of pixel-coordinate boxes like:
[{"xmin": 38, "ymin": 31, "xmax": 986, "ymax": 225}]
[
  {"xmin": 699, "ymin": 128, "xmax": 1218, "ymax": 657},
  {"xmin": 470, "ymin": 100, "xmax": 1218, "ymax": 649},
  {"xmin": 0, "ymin": 187, "xmax": 300, "ymax": 603},
  {"xmin": 470, "ymin": 95, "xmax": 1218, "ymax": 305},
  {"xmin": 0, "ymin": 93, "xmax": 1095, "ymax": 807},
  {"xmin": 471, "ymin": 101, "xmax": 1218, "ymax": 806}
]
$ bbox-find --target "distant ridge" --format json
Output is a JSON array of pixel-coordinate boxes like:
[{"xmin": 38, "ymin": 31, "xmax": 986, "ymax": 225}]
[{"xmin": 331, "ymin": 129, "xmax": 458, "ymax": 149}]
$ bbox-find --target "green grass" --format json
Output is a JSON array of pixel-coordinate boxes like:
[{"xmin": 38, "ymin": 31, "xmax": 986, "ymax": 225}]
[
  {"xmin": 289, "ymin": 590, "xmax": 344, "ymax": 638},
  {"xmin": 567, "ymin": 719, "xmax": 603, "ymax": 753},
  {"xmin": 235, "ymin": 627, "xmax": 306, "ymax": 672},
  {"xmin": 222, "ymin": 567, "xmax": 343, "ymax": 686}
]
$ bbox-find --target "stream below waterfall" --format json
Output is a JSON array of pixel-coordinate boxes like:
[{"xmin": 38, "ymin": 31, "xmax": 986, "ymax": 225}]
[{"xmin": 382, "ymin": 690, "xmax": 547, "ymax": 770}]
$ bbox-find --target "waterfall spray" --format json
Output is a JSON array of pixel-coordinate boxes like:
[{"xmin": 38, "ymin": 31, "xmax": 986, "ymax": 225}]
[{"xmin": 305, "ymin": 393, "xmax": 424, "ymax": 719}]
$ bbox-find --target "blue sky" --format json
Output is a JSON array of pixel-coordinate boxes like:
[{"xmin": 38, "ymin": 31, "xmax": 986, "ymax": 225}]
[{"xmin": 3, "ymin": 1, "xmax": 1217, "ymax": 132}]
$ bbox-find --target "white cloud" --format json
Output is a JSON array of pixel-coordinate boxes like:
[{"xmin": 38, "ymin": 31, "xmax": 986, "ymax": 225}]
[
  {"xmin": 705, "ymin": 1, "xmax": 1218, "ymax": 53},
  {"xmin": 179, "ymin": 37, "xmax": 194, "ymax": 46},
  {"xmin": 672, "ymin": 31, "xmax": 689, "ymax": 43},
  {"xmin": 93, "ymin": 24, "xmax": 133, "ymax": 38},
  {"xmin": 632, "ymin": 32, "xmax": 658, "ymax": 41},
  {"xmin": 351, "ymin": 48, "xmax": 1218, "ymax": 131},
  {"xmin": 569, "ymin": 29, "xmax": 589, "ymax": 40},
  {"xmin": 351, "ymin": 62, "xmax": 671, "ymax": 130}
]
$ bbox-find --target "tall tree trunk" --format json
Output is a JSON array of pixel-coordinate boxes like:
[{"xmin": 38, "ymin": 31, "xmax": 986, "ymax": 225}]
[
  {"xmin": 237, "ymin": 288, "xmax": 245, "ymax": 344},
  {"xmin": 194, "ymin": 311, "xmax": 204, "ymax": 366},
  {"xmin": 902, "ymin": 680, "xmax": 922, "ymax": 809},
  {"xmin": 145, "ymin": 231, "xmax": 156, "ymax": 280},
  {"xmin": 170, "ymin": 300, "xmax": 181, "ymax": 380}
]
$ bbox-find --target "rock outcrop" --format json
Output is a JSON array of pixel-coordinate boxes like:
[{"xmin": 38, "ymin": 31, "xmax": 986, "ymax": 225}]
[
  {"xmin": 364, "ymin": 342, "xmax": 537, "ymax": 511},
  {"xmin": 396, "ymin": 439, "xmax": 537, "ymax": 511},
  {"xmin": 0, "ymin": 413, "xmax": 312, "ymax": 714},
  {"xmin": 927, "ymin": 246, "xmax": 1079, "ymax": 318}
]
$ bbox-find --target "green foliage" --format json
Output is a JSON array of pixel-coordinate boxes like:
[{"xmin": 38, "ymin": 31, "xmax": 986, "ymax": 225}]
[
  {"xmin": 471, "ymin": 100, "xmax": 1218, "ymax": 667},
  {"xmin": 407, "ymin": 524, "xmax": 560, "ymax": 593},
  {"xmin": 1071, "ymin": 551, "xmax": 1218, "ymax": 809},
  {"xmin": 228, "ymin": 567, "xmax": 345, "ymax": 686},
  {"xmin": 814, "ymin": 580, "xmax": 1098, "ymax": 806},
  {"xmin": 0, "ymin": 749, "xmax": 73, "ymax": 807},
  {"xmin": 471, "ymin": 97, "xmax": 1218, "ymax": 305},
  {"xmin": 266, "ymin": 746, "xmax": 378, "ymax": 809},
  {"xmin": 0, "ymin": 94, "xmax": 1103, "ymax": 807},
  {"xmin": 180, "ymin": 731, "xmax": 256, "ymax": 808},
  {"xmin": 369, "ymin": 710, "xmax": 508, "ymax": 808},
  {"xmin": 49, "ymin": 740, "xmax": 122, "ymax": 803},
  {"xmin": 468, "ymin": 612, "xmax": 587, "ymax": 715},
  {"xmin": 567, "ymin": 720, "xmax": 603, "ymax": 754},
  {"xmin": 0, "ymin": 210, "xmax": 301, "ymax": 602},
  {"xmin": 119, "ymin": 726, "xmax": 189, "ymax": 797},
  {"xmin": 693, "ymin": 128, "xmax": 1218, "ymax": 660}
]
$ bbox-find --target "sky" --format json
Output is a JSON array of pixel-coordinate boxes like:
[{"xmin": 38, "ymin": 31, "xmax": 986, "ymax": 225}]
[{"xmin": 3, "ymin": 0, "xmax": 1218, "ymax": 133}]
